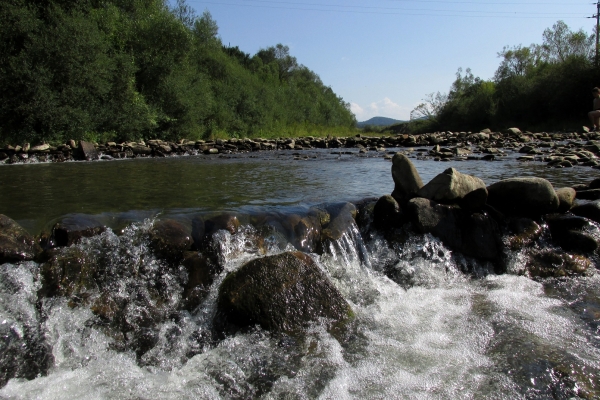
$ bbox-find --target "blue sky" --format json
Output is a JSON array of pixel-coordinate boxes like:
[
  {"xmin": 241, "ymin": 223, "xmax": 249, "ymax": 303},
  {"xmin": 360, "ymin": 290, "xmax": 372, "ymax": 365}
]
[{"xmin": 182, "ymin": 0, "xmax": 593, "ymax": 122}]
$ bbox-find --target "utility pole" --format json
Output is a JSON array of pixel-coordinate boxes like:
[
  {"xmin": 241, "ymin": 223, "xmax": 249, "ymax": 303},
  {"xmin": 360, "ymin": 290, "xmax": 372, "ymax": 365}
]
[{"xmin": 589, "ymin": 2, "xmax": 600, "ymax": 66}]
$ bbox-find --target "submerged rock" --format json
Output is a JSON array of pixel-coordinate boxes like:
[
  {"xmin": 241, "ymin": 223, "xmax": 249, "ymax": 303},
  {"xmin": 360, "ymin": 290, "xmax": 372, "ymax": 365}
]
[
  {"xmin": 526, "ymin": 251, "xmax": 591, "ymax": 278},
  {"xmin": 0, "ymin": 214, "xmax": 41, "ymax": 264},
  {"xmin": 391, "ymin": 153, "xmax": 423, "ymax": 205},
  {"xmin": 505, "ymin": 218, "xmax": 543, "ymax": 250},
  {"xmin": 40, "ymin": 247, "xmax": 99, "ymax": 297},
  {"xmin": 214, "ymin": 251, "xmax": 353, "ymax": 335},
  {"xmin": 487, "ymin": 177, "xmax": 559, "ymax": 218}
]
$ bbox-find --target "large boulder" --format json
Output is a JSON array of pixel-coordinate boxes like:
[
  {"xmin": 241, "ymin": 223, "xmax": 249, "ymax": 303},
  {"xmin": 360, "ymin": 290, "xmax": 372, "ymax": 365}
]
[
  {"xmin": 0, "ymin": 215, "xmax": 41, "ymax": 264},
  {"xmin": 406, "ymin": 198, "xmax": 501, "ymax": 260},
  {"xmin": 416, "ymin": 167, "xmax": 487, "ymax": 209},
  {"xmin": 391, "ymin": 153, "xmax": 423, "ymax": 205},
  {"xmin": 76, "ymin": 141, "xmax": 98, "ymax": 161},
  {"xmin": 214, "ymin": 251, "xmax": 353, "ymax": 335},
  {"xmin": 487, "ymin": 177, "xmax": 559, "ymax": 218}
]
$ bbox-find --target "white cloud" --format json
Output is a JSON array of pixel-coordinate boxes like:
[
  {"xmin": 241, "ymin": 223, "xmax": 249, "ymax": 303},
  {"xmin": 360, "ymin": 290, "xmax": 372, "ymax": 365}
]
[{"xmin": 351, "ymin": 97, "xmax": 412, "ymax": 122}]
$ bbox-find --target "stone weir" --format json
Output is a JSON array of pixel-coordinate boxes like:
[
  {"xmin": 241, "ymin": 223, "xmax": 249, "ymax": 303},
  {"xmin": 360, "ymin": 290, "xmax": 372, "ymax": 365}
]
[
  {"xmin": 3, "ymin": 127, "xmax": 600, "ymax": 169},
  {"xmin": 0, "ymin": 152, "xmax": 600, "ymax": 386}
]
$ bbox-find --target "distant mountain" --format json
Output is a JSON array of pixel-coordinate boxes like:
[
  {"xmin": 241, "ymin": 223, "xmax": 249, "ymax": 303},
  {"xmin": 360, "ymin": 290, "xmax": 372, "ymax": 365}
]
[{"xmin": 357, "ymin": 116, "xmax": 405, "ymax": 128}]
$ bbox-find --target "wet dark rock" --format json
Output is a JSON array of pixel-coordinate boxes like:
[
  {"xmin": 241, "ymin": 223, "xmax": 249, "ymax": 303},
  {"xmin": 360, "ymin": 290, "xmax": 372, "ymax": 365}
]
[
  {"xmin": 416, "ymin": 167, "xmax": 487, "ymax": 209},
  {"xmin": 191, "ymin": 216, "xmax": 205, "ymax": 249},
  {"xmin": 487, "ymin": 177, "xmax": 559, "ymax": 218},
  {"xmin": 0, "ymin": 214, "xmax": 42, "ymax": 264},
  {"xmin": 573, "ymin": 189, "xmax": 600, "ymax": 200},
  {"xmin": 214, "ymin": 251, "xmax": 353, "ymax": 335},
  {"xmin": 406, "ymin": 198, "xmax": 501, "ymax": 260},
  {"xmin": 181, "ymin": 251, "xmax": 221, "ymax": 310},
  {"xmin": 546, "ymin": 215, "xmax": 598, "ymax": 253},
  {"xmin": 204, "ymin": 213, "xmax": 240, "ymax": 236},
  {"xmin": 505, "ymin": 218, "xmax": 543, "ymax": 250},
  {"xmin": 526, "ymin": 251, "xmax": 591, "ymax": 278},
  {"xmin": 291, "ymin": 212, "xmax": 322, "ymax": 252},
  {"xmin": 76, "ymin": 141, "xmax": 99, "ymax": 161},
  {"xmin": 589, "ymin": 178, "xmax": 600, "ymax": 189},
  {"xmin": 555, "ymin": 188, "xmax": 576, "ymax": 213},
  {"xmin": 51, "ymin": 216, "xmax": 106, "ymax": 247},
  {"xmin": 40, "ymin": 247, "xmax": 98, "ymax": 297},
  {"xmin": 571, "ymin": 201, "xmax": 600, "ymax": 224},
  {"xmin": 321, "ymin": 202, "xmax": 357, "ymax": 241},
  {"xmin": 391, "ymin": 153, "xmax": 423, "ymax": 205},
  {"xmin": 373, "ymin": 195, "xmax": 403, "ymax": 230},
  {"xmin": 148, "ymin": 220, "xmax": 192, "ymax": 264}
]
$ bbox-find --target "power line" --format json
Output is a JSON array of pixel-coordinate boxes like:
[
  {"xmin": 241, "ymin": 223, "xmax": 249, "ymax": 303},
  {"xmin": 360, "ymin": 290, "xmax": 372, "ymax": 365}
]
[
  {"xmin": 241, "ymin": 0, "xmax": 586, "ymax": 8},
  {"xmin": 190, "ymin": 1, "xmax": 589, "ymax": 18},
  {"xmin": 226, "ymin": 0, "xmax": 586, "ymax": 14}
]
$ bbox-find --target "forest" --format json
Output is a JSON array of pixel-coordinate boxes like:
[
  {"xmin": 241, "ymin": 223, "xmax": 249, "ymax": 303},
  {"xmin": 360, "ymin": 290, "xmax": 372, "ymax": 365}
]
[
  {"xmin": 0, "ymin": 0, "xmax": 356, "ymax": 145},
  {"xmin": 408, "ymin": 20, "xmax": 600, "ymax": 134}
]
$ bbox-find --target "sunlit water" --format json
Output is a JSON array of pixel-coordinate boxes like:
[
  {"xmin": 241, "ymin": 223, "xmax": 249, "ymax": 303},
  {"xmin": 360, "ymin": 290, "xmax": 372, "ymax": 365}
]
[{"xmin": 0, "ymin": 150, "xmax": 598, "ymax": 399}]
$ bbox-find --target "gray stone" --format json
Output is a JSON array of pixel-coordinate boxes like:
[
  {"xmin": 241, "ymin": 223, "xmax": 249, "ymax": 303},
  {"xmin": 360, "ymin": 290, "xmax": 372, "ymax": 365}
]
[
  {"xmin": 78, "ymin": 141, "xmax": 99, "ymax": 160},
  {"xmin": 555, "ymin": 187, "xmax": 576, "ymax": 213},
  {"xmin": 487, "ymin": 177, "xmax": 559, "ymax": 218},
  {"xmin": 417, "ymin": 168, "xmax": 487, "ymax": 208},
  {"xmin": 571, "ymin": 201, "xmax": 600, "ymax": 224},
  {"xmin": 391, "ymin": 153, "xmax": 423, "ymax": 205},
  {"xmin": 214, "ymin": 251, "xmax": 353, "ymax": 335}
]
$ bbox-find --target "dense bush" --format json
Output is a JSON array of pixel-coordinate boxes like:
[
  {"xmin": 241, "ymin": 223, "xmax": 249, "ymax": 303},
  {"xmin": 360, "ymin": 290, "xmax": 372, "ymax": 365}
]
[
  {"xmin": 408, "ymin": 21, "xmax": 600, "ymax": 133},
  {"xmin": 0, "ymin": 0, "xmax": 355, "ymax": 144}
]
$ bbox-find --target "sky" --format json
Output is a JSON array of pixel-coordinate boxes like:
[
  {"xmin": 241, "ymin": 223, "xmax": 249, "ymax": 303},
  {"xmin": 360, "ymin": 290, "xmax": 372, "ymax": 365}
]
[{"xmin": 180, "ymin": 0, "xmax": 594, "ymax": 122}]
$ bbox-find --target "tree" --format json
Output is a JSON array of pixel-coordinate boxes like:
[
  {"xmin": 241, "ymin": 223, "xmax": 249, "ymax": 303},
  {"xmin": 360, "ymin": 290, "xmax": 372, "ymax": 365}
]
[
  {"xmin": 541, "ymin": 20, "xmax": 594, "ymax": 63},
  {"xmin": 410, "ymin": 92, "xmax": 447, "ymax": 121}
]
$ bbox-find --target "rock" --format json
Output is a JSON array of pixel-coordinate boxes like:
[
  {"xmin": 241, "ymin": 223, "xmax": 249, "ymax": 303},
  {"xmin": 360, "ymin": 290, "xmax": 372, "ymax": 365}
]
[
  {"xmin": 555, "ymin": 187, "xmax": 576, "ymax": 213},
  {"xmin": 573, "ymin": 189, "xmax": 600, "ymax": 200},
  {"xmin": 30, "ymin": 144, "xmax": 50, "ymax": 152},
  {"xmin": 0, "ymin": 215, "xmax": 41, "ymax": 264},
  {"xmin": 487, "ymin": 177, "xmax": 559, "ymax": 218},
  {"xmin": 149, "ymin": 220, "xmax": 192, "ymax": 264},
  {"xmin": 526, "ymin": 250, "xmax": 591, "ymax": 278},
  {"xmin": 321, "ymin": 202, "xmax": 357, "ymax": 241},
  {"xmin": 51, "ymin": 216, "xmax": 106, "ymax": 247},
  {"xmin": 291, "ymin": 212, "xmax": 322, "ymax": 253},
  {"xmin": 571, "ymin": 201, "xmax": 600, "ymax": 223},
  {"xmin": 373, "ymin": 195, "xmax": 403, "ymax": 230},
  {"xmin": 416, "ymin": 167, "xmax": 487, "ymax": 209},
  {"xmin": 77, "ymin": 141, "xmax": 99, "ymax": 161},
  {"xmin": 181, "ymin": 251, "xmax": 222, "ymax": 310},
  {"xmin": 40, "ymin": 247, "xmax": 98, "ymax": 297},
  {"xmin": 214, "ymin": 251, "xmax": 353, "ymax": 335},
  {"xmin": 507, "ymin": 127, "xmax": 522, "ymax": 135},
  {"xmin": 505, "ymin": 218, "xmax": 543, "ymax": 250},
  {"xmin": 391, "ymin": 153, "xmax": 423, "ymax": 205},
  {"xmin": 191, "ymin": 216, "xmax": 205, "ymax": 249},
  {"xmin": 204, "ymin": 213, "xmax": 240, "ymax": 236},
  {"xmin": 130, "ymin": 144, "xmax": 152, "ymax": 155},
  {"xmin": 406, "ymin": 198, "xmax": 501, "ymax": 260},
  {"xmin": 589, "ymin": 178, "xmax": 600, "ymax": 189},
  {"xmin": 546, "ymin": 215, "xmax": 598, "ymax": 253}
]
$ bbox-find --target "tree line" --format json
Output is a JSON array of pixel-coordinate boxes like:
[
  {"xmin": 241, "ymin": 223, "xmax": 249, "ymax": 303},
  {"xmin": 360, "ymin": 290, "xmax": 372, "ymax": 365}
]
[
  {"xmin": 0, "ymin": 0, "xmax": 356, "ymax": 145},
  {"xmin": 408, "ymin": 21, "xmax": 600, "ymax": 133}
]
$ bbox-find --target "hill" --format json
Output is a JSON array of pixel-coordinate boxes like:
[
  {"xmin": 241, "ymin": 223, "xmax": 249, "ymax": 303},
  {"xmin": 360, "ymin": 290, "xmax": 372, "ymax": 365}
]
[{"xmin": 357, "ymin": 117, "xmax": 405, "ymax": 128}]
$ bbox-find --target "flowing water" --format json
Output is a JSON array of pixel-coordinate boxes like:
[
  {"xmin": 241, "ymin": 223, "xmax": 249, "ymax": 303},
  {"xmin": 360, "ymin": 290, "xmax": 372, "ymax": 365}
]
[{"xmin": 0, "ymin": 150, "xmax": 599, "ymax": 399}]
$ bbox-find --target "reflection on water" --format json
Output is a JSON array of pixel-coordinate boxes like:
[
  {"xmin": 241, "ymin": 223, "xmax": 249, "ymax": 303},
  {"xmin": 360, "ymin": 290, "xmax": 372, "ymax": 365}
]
[{"xmin": 0, "ymin": 149, "xmax": 594, "ymax": 233}]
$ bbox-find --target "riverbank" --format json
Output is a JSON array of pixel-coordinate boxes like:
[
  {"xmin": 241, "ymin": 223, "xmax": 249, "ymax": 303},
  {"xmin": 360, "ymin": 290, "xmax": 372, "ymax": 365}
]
[{"xmin": 3, "ymin": 127, "xmax": 600, "ymax": 169}]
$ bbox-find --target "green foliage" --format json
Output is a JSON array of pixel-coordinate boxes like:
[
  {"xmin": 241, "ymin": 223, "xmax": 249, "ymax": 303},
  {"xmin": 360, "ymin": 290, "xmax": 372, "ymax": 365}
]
[
  {"xmin": 410, "ymin": 20, "xmax": 599, "ymax": 133},
  {"xmin": 0, "ymin": 1, "xmax": 355, "ymax": 145}
]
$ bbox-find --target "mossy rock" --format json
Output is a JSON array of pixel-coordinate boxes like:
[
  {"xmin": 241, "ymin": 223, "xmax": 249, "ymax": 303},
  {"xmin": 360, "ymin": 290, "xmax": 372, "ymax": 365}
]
[
  {"xmin": 526, "ymin": 250, "xmax": 591, "ymax": 278},
  {"xmin": 215, "ymin": 251, "xmax": 353, "ymax": 335}
]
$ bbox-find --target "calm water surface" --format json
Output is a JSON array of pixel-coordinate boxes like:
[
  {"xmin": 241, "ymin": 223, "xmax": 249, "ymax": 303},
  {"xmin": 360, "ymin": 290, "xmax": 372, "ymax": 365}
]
[{"xmin": 0, "ymin": 149, "xmax": 595, "ymax": 233}]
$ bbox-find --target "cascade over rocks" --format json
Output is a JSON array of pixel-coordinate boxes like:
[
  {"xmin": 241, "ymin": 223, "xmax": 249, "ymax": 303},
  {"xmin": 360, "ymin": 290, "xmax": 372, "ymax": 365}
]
[
  {"xmin": 320, "ymin": 202, "xmax": 357, "ymax": 241},
  {"xmin": 391, "ymin": 153, "xmax": 423, "ymax": 205},
  {"xmin": 214, "ymin": 251, "xmax": 354, "ymax": 335},
  {"xmin": 0, "ymin": 214, "xmax": 41, "ymax": 263},
  {"xmin": 487, "ymin": 177, "xmax": 560, "ymax": 218},
  {"xmin": 148, "ymin": 219, "xmax": 192, "ymax": 264}
]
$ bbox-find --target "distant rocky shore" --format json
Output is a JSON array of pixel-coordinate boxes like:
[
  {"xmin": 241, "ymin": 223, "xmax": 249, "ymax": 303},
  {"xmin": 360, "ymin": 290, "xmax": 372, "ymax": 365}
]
[{"xmin": 3, "ymin": 127, "xmax": 600, "ymax": 168}]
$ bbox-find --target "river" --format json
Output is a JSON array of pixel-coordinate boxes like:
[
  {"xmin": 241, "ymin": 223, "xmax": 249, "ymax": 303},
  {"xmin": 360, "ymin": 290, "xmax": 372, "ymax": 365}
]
[{"xmin": 0, "ymin": 149, "xmax": 598, "ymax": 399}]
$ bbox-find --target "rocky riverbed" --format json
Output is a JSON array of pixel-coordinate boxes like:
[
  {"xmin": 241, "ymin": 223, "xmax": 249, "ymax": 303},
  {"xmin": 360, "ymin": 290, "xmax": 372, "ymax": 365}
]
[
  {"xmin": 3, "ymin": 127, "xmax": 600, "ymax": 169},
  {"xmin": 0, "ymin": 151, "xmax": 599, "ymax": 397}
]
